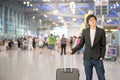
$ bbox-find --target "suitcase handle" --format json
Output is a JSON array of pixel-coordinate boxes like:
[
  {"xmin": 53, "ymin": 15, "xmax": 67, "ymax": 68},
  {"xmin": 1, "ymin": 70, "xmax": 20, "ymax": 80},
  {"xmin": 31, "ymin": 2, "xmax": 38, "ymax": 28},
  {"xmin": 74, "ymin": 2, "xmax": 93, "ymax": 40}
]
[{"xmin": 64, "ymin": 55, "xmax": 73, "ymax": 72}]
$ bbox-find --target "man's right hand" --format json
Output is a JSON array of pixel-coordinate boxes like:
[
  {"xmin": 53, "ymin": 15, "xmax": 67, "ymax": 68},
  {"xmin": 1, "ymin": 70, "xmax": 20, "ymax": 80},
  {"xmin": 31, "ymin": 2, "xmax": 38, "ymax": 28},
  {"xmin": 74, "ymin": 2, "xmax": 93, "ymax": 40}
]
[{"xmin": 67, "ymin": 50, "xmax": 73, "ymax": 55}]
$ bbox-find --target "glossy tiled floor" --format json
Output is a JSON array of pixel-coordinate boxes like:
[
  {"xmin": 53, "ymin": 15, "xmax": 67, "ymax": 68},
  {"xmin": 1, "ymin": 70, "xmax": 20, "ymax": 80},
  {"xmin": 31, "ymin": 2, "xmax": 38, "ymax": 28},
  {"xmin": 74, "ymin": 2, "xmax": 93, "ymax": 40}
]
[{"xmin": 0, "ymin": 47, "xmax": 120, "ymax": 80}]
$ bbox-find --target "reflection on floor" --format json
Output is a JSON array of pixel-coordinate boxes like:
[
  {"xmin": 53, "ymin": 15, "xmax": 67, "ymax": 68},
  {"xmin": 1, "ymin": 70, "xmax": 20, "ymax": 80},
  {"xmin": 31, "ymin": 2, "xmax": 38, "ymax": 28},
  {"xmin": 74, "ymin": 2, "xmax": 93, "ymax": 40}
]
[{"xmin": 0, "ymin": 48, "xmax": 120, "ymax": 80}]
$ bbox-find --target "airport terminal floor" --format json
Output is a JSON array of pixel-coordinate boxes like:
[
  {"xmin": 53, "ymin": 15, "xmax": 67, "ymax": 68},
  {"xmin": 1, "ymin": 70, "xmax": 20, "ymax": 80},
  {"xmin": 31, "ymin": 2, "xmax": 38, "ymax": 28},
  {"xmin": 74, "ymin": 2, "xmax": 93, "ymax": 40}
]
[
  {"xmin": 0, "ymin": 0, "xmax": 120, "ymax": 80},
  {"xmin": 0, "ymin": 46, "xmax": 120, "ymax": 80}
]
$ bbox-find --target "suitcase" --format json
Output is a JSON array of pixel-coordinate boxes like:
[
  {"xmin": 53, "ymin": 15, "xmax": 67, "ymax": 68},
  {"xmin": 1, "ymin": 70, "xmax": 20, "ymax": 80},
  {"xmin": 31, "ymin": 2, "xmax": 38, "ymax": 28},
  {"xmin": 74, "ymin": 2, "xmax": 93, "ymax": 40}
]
[
  {"xmin": 56, "ymin": 55, "xmax": 80, "ymax": 80},
  {"xmin": 56, "ymin": 68, "xmax": 79, "ymax": 80}
]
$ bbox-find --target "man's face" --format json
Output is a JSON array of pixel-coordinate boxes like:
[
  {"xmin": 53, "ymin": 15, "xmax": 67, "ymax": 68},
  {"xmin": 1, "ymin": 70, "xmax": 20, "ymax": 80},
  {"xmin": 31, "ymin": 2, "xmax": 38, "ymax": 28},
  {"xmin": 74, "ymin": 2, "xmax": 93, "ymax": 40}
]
[{"xmin": 88, "ymin": 17, "xmax": 96, "ymax": 27}]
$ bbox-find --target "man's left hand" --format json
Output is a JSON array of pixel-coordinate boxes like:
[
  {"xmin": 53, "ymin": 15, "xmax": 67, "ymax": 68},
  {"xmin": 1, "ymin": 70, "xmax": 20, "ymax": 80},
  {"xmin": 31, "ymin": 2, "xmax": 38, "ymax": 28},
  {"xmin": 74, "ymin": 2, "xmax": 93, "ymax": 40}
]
[{"xmin": 100, "ymin": 58, "xmax": 103, "ymax": 60}]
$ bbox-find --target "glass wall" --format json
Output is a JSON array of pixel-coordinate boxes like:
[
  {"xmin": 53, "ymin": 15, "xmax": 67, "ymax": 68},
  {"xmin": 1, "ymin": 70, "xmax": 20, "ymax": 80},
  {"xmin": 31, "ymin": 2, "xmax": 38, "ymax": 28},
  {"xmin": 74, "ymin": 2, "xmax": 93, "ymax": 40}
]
[
  {"xmin": 0, "ymin": 3, "xmax": 39, "ymax": 40},
  {"xmin": 0, "ymin": 4, "xmax": 4, "ymax": 40}
]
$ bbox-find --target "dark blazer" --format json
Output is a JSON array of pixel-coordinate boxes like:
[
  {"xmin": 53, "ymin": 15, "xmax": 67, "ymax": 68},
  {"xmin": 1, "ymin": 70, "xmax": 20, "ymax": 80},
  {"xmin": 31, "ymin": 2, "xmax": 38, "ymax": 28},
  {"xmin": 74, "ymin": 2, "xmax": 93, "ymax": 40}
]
[{"xmin": 72, "ymin": 27, "xmax": 106, "ymax": 60}]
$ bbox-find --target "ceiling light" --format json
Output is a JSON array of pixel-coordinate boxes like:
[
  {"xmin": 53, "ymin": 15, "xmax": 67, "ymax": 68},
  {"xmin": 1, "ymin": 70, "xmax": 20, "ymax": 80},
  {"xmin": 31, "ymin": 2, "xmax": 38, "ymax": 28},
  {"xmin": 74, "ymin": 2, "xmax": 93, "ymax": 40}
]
[
  {"xmin": 107, "ymin": 19, "xmax": 112, "ymax": 23},
  {"xmin": 72, "ymin": 18, "xmax": 76, "ymax": 21},
  {"xmin": 44, "ymin": 15, "xmax": 47, "ymax": 18},
  {"xmin": 58, "ymin": 17, "xmax": 63, "ymax": 19},
  {"xmin": 53, "ymin": 10, "xmax": 58, "ymax": 14},
  {"xmin": 23, "ymin": 2, "xmax": 26, "ymax": 4},
  {"xmin": 39, "ymin": 19, "xmax": 42, "ymax": 22},
  {"xmin": 36, "ymin": 8, "xmax": 38, "ymax": 11},
  {"xmin": 27, "ymin": 1, "xmax": 30, "ymax": 4},
  {"xmin": 70, "ymin": 2, "xmax": 76, "ymax": 9},
  {"xmin": 116, "ymin": 2, "xmax": 118, "ymax": 4},
  {"xmin": 33, "ymin": 16, "xmax": 35, "ymax": 19}
]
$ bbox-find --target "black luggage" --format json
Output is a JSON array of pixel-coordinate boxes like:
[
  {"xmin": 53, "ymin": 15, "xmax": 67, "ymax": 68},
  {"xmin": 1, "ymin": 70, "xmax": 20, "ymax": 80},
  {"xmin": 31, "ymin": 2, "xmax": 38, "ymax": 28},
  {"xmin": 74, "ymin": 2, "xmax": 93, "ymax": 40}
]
[{"xmin": 56, "ymin": 55, "xmax": 80, "ymax": 80}]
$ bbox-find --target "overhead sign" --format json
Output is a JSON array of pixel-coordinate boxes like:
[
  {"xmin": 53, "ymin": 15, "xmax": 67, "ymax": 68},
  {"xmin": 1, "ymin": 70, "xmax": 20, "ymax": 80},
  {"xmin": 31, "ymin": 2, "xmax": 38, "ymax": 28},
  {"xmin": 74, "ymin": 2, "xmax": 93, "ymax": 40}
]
[
  {"xmin": 95, "ymin": 0, "xmax": 102, "ymax": 6},
  {"xmin": 95, "ymin": 0, "xmax": 108, "ymax": 6},
  {"xmin": 101, "ymin": 0, "xmax": 108, "ymax": 6},
  {"xmin": 95, "ymin": 0, "xmax": 109, "ymax": 15}
]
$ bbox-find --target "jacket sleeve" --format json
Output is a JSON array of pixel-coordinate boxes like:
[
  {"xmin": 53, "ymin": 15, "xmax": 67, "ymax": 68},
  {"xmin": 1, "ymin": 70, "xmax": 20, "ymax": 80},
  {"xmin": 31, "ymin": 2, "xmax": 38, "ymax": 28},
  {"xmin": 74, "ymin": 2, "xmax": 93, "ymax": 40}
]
[
  {"xmin": 100, "ymin": 29, "xmax": 106, "ymax": 58},
  {"xmin": 71, "ymin": 30, "xmax": 85, "ymax": 54}
]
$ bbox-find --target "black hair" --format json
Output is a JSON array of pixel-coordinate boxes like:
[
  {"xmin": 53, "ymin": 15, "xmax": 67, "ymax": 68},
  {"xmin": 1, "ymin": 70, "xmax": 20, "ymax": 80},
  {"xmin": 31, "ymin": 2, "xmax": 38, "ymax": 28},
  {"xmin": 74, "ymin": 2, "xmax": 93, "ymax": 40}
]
[{"xmin": 86, "ymin": 14, "xmax": 97, "ymax": 24}]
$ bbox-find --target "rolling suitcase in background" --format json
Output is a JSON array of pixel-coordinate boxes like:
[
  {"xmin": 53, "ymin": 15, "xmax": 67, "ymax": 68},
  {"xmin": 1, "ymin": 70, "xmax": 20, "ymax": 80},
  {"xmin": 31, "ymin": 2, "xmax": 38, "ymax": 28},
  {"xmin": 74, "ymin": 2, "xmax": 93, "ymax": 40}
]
[{"xmin": 56, "ymin": 55, "xmax": 80, "ymax": 80}]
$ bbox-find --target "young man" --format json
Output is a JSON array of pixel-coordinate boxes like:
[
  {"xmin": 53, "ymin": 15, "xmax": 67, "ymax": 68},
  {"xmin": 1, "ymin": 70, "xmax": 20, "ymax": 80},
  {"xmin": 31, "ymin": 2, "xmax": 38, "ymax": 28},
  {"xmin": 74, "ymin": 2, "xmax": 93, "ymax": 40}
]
[{"xmin": 68, "ymin": 14, "xmax": 106, "ymax": 80}]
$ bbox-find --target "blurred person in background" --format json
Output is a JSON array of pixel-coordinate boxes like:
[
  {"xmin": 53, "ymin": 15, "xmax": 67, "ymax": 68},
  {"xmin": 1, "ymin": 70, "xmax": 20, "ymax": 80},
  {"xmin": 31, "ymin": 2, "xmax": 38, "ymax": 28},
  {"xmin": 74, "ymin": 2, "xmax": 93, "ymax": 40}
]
[
  {"xmin": 48, "ymin": 34, "xmax": 55, "ymax": 55},
  {"xmin": 60, "ymin": 34, "xmax": 67, "ymax": 56}
]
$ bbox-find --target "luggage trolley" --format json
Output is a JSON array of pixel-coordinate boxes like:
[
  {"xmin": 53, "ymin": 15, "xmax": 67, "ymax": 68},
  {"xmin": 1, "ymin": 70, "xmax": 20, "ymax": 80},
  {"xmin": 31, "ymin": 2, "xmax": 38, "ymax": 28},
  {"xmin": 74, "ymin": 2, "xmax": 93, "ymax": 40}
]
[{"xmin": 104, "ymin": 43, "xmax": 117, "ymax": 61}]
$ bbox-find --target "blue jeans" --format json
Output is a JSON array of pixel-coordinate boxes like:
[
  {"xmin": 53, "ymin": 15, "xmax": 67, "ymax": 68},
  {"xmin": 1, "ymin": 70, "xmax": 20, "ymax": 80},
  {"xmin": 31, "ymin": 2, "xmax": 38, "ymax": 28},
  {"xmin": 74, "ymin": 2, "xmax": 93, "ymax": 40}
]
[{"xmin": 84, "ymin": 59, "xmax": 105, "ymax": 80}]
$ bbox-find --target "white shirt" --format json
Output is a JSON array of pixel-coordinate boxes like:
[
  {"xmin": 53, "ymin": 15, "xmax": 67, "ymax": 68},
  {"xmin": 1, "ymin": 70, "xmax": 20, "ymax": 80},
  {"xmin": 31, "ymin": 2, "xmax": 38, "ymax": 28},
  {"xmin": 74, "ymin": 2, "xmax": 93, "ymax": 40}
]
[{"xmin": 90, "ymin": 29, "xmax": 96, "ymax": 47}]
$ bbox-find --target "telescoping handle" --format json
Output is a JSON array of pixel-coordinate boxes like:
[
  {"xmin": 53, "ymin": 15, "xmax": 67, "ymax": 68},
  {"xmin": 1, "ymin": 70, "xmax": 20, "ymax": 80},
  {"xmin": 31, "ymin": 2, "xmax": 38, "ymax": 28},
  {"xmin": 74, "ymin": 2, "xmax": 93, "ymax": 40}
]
[{"xmin": 64, "ymin": 54, "xmax": 73, "ymax": 72}]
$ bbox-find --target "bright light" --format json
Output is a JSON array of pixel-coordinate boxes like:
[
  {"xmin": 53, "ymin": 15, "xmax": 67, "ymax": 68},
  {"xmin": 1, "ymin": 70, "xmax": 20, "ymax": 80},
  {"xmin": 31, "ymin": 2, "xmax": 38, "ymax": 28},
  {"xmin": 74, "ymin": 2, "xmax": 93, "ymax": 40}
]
[
  {"xmin": 33, "ymin": 16, "xmax": 35, "ymax": 19},
  {"xmin": 69, "ymin": 2, "xmax": 76, "ymax": 14},
  {"xmin": 23, "ymin": 2, "xmax": 26, "ymax": 4},
  {"xmin": 30, "ymin": 4, "xmax": 32, "ymax": 6},
  {"xmin": 114, "ymin": 6, "xmax": 116, "ymax": 9},
  {"xmin": 116, "ymin": 2, "xmax": 119, "ymax": 7},
  {"xmin": 36, "ymin": 8, "xmax": 38, "ymax": 11},
  {"xmin": 61, "ymin": 20, "xmax": 64, "ymax": 22},
  {"xmin": 39, "ymin": 19, "xmax": 42, "ymax": 22},
  {"xmin": 111, "ymin": 29, "xmax": 117, "ymax": 32},
  {"xmin": 88, "ymin": 10, "xmax": 93, "ymax": 14},
  {"xmin": 107, "ymin": 19, "xmax": 112, "ymax": 23},
  {"xmin": 33, "ymin": 8, "xmax": 38, "ymax": 11},
  {"xmin": 58, "ymin": 17, "xmax": 63, "ymax": 19},
  {"xmin": 70, "ymin": 2, "xmax": 76, "ymax": 9},
  {"xmin": 116, "ymin": 2, "xmax": 118, "ymax": 5},
  {"xmin": 27, "ymin": 1, "xmax": 30, "ymax": 4},
  {"xmin": 72, "ymin": 18, "xmax": 76, "ymax": 21},
  {"xmin": 53, "ymin": 10, "xmax": 58, "ymax": 14},
  {"xmin": 44, "ymin": 14, "xmax": 47, "ymax": 18}
]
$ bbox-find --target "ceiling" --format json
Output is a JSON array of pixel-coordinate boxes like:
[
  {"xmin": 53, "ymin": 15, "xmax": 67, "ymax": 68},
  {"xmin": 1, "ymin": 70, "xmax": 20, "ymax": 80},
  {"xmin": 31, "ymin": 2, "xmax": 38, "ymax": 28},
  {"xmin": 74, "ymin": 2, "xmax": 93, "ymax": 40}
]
[{"xmin": 0, "ymin": 0, "xmax": 120, "ymax": 27}]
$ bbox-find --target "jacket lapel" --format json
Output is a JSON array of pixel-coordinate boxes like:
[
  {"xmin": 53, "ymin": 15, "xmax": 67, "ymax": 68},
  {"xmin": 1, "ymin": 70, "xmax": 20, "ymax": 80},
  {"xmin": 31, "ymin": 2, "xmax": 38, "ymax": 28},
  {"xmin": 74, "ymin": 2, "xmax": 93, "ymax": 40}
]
[
  {"xmin": 93, "ymin": 27, "xmax": 99, "ymax": 47},
  {"xmin": 87, "ymin": 27, "xmax": 92, "ymax": 48}
]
